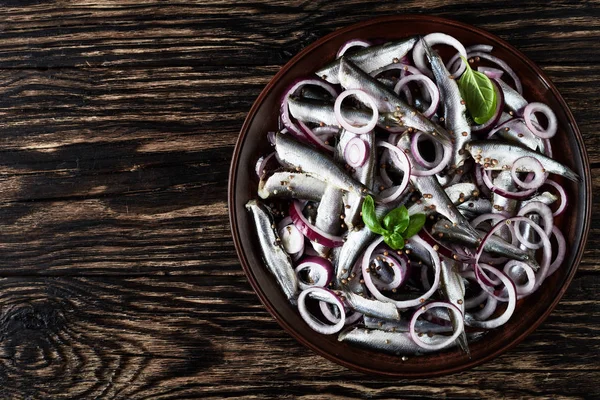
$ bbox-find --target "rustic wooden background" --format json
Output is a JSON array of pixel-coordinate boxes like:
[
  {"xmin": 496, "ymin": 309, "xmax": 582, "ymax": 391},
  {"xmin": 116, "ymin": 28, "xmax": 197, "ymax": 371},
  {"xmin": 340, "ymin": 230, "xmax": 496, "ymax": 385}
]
[{"xmin": 0, "ymin": 1, "xmax": 598, "ymax": 399}]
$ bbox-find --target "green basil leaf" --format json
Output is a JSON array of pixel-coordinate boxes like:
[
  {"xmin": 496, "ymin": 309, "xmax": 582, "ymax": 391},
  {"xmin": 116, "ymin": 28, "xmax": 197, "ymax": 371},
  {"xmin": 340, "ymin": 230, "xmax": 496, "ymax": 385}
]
[
  {"xmin": 361, "ymin": 195, "xmax": 386, "ymax": 235},
  {"xmin": 384, "ymin": 232, "xmax": 405, "ymax": 250},
  {"xmin": 404, "ymin": 214, "xmax": 426, "ymax": 238},
  {"xmin": 382, "ymin": 205, "xmax": 409, "ymax": 233},
  {"xmin": 458, "ymin": 56, "xmax": 497, "ymax": 125}
]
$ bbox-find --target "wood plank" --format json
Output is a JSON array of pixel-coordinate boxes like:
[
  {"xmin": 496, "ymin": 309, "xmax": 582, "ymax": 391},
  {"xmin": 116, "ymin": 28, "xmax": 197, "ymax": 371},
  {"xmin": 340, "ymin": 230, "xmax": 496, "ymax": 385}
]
[
  {"xmin": 0, "ymin": 1, "xmax": 598, "ymax": 69},
  {"xmin": 0, "ymin": 274, "xmax": 596, "ymax": 399}
]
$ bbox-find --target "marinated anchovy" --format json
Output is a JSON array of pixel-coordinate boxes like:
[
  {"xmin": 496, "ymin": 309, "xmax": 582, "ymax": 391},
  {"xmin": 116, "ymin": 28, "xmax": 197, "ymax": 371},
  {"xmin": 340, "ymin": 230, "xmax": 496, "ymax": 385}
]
[
  {"xmin": 288, "ymin": 97, "xmax": 400, "ymax": 129},
  {"xmin": 258, "ymin": 171, "xmax": 327, "ymax": 201},
  {"xmin": 363, "ymin": 316, "xmax": 453, "ymax": 333},
  {"xmin": 440, "ymin": 258, "xmax": 470, "ymax": 356},
  {"xmin": 313, "ymin": 186, "xmax": 344, "ymax": 257},
  {"xmin": 432, "ymin": 219, "xmax": 538, "ymax": 267},
  {"xmin": 337, "ymin": 57, "xmax": 453, "ymax": 147},
  {"xmin": 466, "ymin": 140, "xmax": 579, "ymax": 181},
  {"xmin": 457, "ymin": 198, "xmax": 493, "ymax": 218},
  {"xmin": 491, "ymin": 171, "xmax": 518, "ymax": 217},
  {"xmin": 423, "ymin": 40, "xmax": 471, "ymax": 171},
  {"xmin": 275, "ymin": 131, "xmax": 374, "ymax": 194},
  {"xmin": 342, "ymin": 291, "xmax": 401, "ymax": 321},
  {"xmin": 246, "ymin": 200, "xmax": 298, "ymax": 303},
  {"xmin": 495, "ymin": 113, "xmax": 543, "ymax": 151},
  {"xmin": 316, "ymin": 37, "xmax": 418, "ymax": 84}
]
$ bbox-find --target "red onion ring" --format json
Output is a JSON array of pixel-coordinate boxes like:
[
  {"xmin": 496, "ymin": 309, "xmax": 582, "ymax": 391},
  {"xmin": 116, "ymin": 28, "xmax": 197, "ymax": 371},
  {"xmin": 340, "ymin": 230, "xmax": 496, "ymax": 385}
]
[
  {"xmin": 295, "ymin": 256, "xmax": 333, "ymax": 290},
  {"xmin": 470, "ymin": 294, "xmax": 498, "ymax": 321},
  {"xmin": 548, "ymin": 226, "xmax": 566, "ymax": 276},
  {"xmin": 370, "ymin": 250, "xmax": 410, "ymax": 290},
  {"xmin": 280, "ymin": 79, "xmax": 338, "ymax": 152},
  {"xmin": 480, "ymin": 166, "xmax": 536, "ymax": 200},
  {"xmin": 504, "ymin": 260, "xmax": 536, "ymax": 298},
  {"xmin": 410, "ymin": 131, "xmax": 444, "ymax": 169},
  {"xmin": 478, "ymin": 66, "xmax": 504, "ymax": 80},
  {"xmin": 543, "ymin": 180, "xmax": 567, "ymax": 216},
  {"xmin": 523, "ymin": 102, "xmax": 558, "ymax": 139},
  {"xmin": 465, "ymin": 264, "xmax": 516, "ymax": 329},
  {"xmin": 515, "ymin": 202, "xmax": 554, "ymax": 249},
  {"xmin": 336, "ymin": 39, "xmax": 370, "ymax": 58},
  {"xmin": 510, "ymin": 156, "xmax": 547, "ymax": 190},
  {"xmin": 393, "ymin": 74, "xmax": 440, "ymax": 118},
  {"xmin": 413, "ymin": 33, "xmax": 468, "ymax": 78},
  {"xmin": 409, "ymin": 302, "xmax": 464, "ymax": 350},
  {"xmin": 362, "ymin": 236, "xmax": 441, "ymax": 309},
  {"xmin": 334, "ymin": 89, "xmax": 379, "ymax": 134},
  {"xmin": 255, "ymin": 152, "xmax": 278, "ymax": 178},
  {"xmin": 298, "ymin": 287, "xmax": 346, "ymax": 334},
  {"xmin": 289, "ymin": 201, "xmax": 344, "ymax": 248},
  {"xmin": 344, "ymin": 137, "xmax": 369, "ymax": 168},
  {"xmin": 376, "ymin": 141, "xmax": 411, "ymax": 203}
]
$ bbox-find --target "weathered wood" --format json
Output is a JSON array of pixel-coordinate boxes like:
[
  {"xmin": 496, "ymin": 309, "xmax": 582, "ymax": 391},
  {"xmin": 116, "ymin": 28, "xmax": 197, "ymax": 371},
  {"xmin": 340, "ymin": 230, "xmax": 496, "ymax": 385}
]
[
  {"xmin": 0, "ymin": 275, "xmax": 597, "ymax": 399},
  {"xmin": 0, "ymin": 0, "xmax": 598, "ymax": 398}
]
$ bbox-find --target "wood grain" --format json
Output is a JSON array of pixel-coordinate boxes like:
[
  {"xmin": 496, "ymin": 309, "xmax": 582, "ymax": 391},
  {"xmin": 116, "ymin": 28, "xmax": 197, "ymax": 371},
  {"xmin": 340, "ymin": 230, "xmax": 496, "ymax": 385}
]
[{"xmin": 0, "ymin": 0, "xmax": 598, "ymax": 398}]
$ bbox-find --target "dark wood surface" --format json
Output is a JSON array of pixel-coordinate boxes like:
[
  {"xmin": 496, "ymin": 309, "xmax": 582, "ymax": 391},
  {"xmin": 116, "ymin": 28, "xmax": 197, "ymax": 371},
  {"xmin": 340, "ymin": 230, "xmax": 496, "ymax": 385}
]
[{"xmin": 0, "ymin": 1, "xmax": 598, "ymax": 398}]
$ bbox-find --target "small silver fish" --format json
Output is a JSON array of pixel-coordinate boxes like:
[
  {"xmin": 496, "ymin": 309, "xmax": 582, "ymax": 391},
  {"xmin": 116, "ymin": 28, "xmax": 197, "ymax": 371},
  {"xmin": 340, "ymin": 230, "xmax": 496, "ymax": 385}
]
[
  {"xmin": 246, "ymin": 200, "xmax": 298, "ymax": 303},
  {"xmin": 465, "ymin": 140, "xmax": 579, "ymax": 182},
  {"xmin": 440, "ymin": 258, "xmax": 470, "ymax": 356},
  {"xmin": 491, "ymin": 171, "xmax": 518, "ymax": 218},
  {"xmin": 342, "ymin": 291, "xmax": 401, "ymax": 321},
  {"xmin": 457, "ymin": 198, "xmax": 493, "ymax": 218},
  {"xmin": 275, "ymin": 131, "xmax": 373, "ymax": 194},
  {"xmin": 258, "ymin": 171, "xmax": 327, "ymax": 201},
  {"xmin": 313, "ymin": 186, "xmax": 344, "ymax": 257},
  {"xmin": 337, "ymin": 57, "xmax": 453, "ymax": 148},
  {"xmin": 422, "ymin": 39, "xmax": 471, "ymax": 171},
  {"xmin": 316, "ymin": 37, "xmax": 418, "ymax": 84},
  {"xmin": 363, "ymin": 316, "xmax": 454, "ymax": 334}
]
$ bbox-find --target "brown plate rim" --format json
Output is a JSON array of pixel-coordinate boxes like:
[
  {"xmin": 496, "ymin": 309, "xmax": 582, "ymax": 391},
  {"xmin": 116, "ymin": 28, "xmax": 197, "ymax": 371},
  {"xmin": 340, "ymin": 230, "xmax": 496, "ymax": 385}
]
[{"xmin": 228, "ymin": 14, "xmax": 592, "ymax": 377}]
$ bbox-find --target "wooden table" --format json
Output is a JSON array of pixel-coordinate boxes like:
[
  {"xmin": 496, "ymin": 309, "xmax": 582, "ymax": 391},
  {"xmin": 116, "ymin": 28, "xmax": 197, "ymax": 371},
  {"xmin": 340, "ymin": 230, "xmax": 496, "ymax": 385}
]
[{"xmin": 0, "ymin": 1, "xmax": 598, "ymax": 398}]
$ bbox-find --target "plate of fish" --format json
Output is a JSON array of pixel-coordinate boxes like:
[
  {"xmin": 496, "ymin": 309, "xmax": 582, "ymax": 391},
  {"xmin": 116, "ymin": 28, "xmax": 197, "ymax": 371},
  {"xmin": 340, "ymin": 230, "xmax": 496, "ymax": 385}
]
[{"xmin": 228, "ymin": 15, "xmax": 591, "ymax": 376}]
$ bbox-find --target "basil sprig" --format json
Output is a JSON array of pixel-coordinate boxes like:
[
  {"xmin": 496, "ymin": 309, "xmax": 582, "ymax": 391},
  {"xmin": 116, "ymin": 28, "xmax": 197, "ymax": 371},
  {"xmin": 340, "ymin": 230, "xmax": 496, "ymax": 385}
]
[
  {"xmin": 458, "ymin": 56, "xmax": 498, "ymax": 124},
  {"xmin": 361, "ymin": 195, "xmax": 426, "ymax": 250}
]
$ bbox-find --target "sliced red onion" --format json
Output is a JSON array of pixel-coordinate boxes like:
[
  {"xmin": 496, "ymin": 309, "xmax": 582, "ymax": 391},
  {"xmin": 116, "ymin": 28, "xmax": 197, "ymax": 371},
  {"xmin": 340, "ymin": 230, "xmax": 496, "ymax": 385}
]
[
  {"xmin": 465, "ymin": 264, "xmax": 516, "ymax": 329},
  {"xmin": 376, "ymin": 141, "xmax": 411, "ymax": 203},
  {"xmin": 393, "ymin": 74, "xmax": 440, "ymax": 118},
  {"xmin": 280, "ymin": 79, "xmax": 338, "ymax": 151},
  {"xmin": 504, "ymin": 260, "xmax": 536, "ymax": 298},
  {"xmin": 475, "ymin": 217, "xmax": 551, "ymax": 299},
  {"xmin": 470, "ymin": 294, "xmax": 498, "ymax": 321},
  {"xmin": 464, "ymin": 289, "xmax": 489, "ymax": 309},
  {"xmin": 471, "ymin": 80, "xmax": 505, "ymax": 134},
  {"xmin": 336, "ymin": 39, "xmax": 371, "ymax": 58},
  {"xmin": 466, "ymin": 51, "xmax": 522, "ymax": 94},
  {"xmin": 319, "ymin": 301, "xmax": 362, "ymax": 325},
  {"xmin": 543, "ymin": 138, "xmax": 553, "ymax": 158},
  {"xmin": 548, "ymin": 226, "xmax": 566, "ymax": 276},
  {"xmin": 543, "ymin": 180, "xmax": 567, "ymax": 216},
  {"xmin": 510, "ymin": 156, "xmax": 547, "ymax": 190},
  {"xmin": 409, "ymin": 302, "xmax": 464, "ymax": 350},
  {"xmin": 447, "ymin": 44, "xmax": 494, "ymax": 76},
  {"xmin": 362, "ymin": 235, "xmax": 441, "ymax": 309},
  {"xmin": 410, "ymin": 131, "xmax": 443, "ymax": 169},
  {"xmin": 289, "ymin": 201, "xmax": 344, "ymax": 248},
  {"xmin": 278, "ymin": 223, "xmax": 305, "ymax": 255},
  {"xmin": 413, "ymin": 33, "xmax": 468, "ymax": 78},
  {"xmin": 369, "ymin": 249, "xmax": 410, "ymax": 290},
  {"xmin": 297, "ymin": 287, "xmax": 346, "ymax": 334},
  {"xmin": 255, "ymin": 152, "xmax": 278, "ymax": 178},
  {"xmin": 478, "ymin": 66, "xmax": 504, "ymax": 80},
  {"xmin": 523, "ymin": 102, "xmax": 558, "ymax": 139},
  {"xmin": 295, "ymin": 256, "xmax": 333, "ymax": 290},
  {"xmin": 334, "ymin": 89, "xmax": 379, "ymax": 134},
  {"xmin": 480, "ymin": 166, "xmax": 536, "ymax": 200},
  {"xmin": 344, "ymin": 137, "xmax": 369, "ymax": 168}
]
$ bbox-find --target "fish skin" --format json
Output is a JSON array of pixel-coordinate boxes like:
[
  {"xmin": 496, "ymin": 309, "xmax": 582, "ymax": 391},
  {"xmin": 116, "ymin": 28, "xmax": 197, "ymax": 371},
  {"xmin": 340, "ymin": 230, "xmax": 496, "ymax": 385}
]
[
  {"xmin": 363, "ymin": 316, "xmax": 453, "ymax": 333},
  {"xmin": 422, "ymin": 40, "xmax": 471, "ymax": 171},
  {"xmin": 245, "ymin": 200, "xmax": 298, "ymax": 303},
  {"xmin": 409, "ymin": 174, "xmax": 481, "ymax": 241},
  {"xmin": 316, "ymin": 37, "xmax": 418, "ymax": 84},
  {"xmin": 457, "ymin": 198, "xmax": 492, "ymax": 218},
  {"xmin": 465, "ymin": 140, "xmax": 580, "ymax": 182},
  {"xmin": 440, "ymin": 258, "xmax": 470, "ymax": 357},
  {"xmin": 338, "ymin": 327, "xmax": 486, "ymax": 355},
  {"xmin": 288, "ymin": 97, "xmax": 400, "ymax": 129},
  {"xmin": 491, "ymin": 170, "xmax": 519, "ymax": 217},
  {"xmin": 431, "ymin": 219, "xmax": 539, "ymax": 267},
  {"xmin": 337, "ymin": 57, "xmax": 452, "ymax": 147},
  {"xmin": 342, "ymin": 291, "xmax": 401, "ymax": 321},
  {"xmin": 495, "ymin": 112, "xmax": 544, "ymax": 152},
  {"xmin": 313, "ymin": 186, "xmax": 344, "ymax": 257},
  {"xmin": 408, "ymin": 182, "xmax": 477, "ymax": 216},
  {"xmin": 336, "ymin": 130, "xmax": 376, "ymax": 231},
  {"xmin": 258, "ymin": 171, "xmax": 327, "ymax": 201},
  {"xmin": 275, "ymin": 131, "xmax": 374, "ymax": 195}
]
